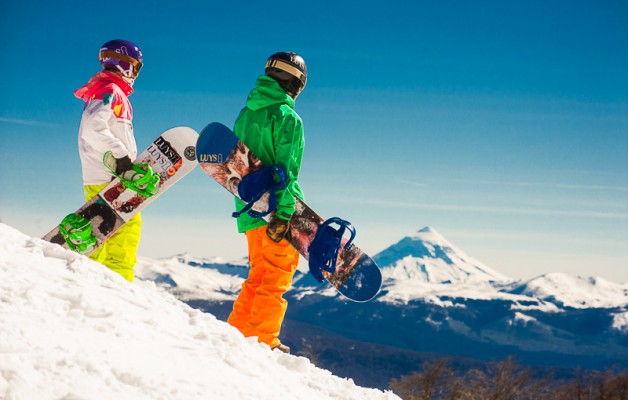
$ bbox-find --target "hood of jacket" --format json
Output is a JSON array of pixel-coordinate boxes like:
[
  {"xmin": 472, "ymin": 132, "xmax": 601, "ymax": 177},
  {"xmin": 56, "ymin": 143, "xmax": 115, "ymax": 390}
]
[
  {"xmin": 245, "ymin": 76, "xmax": 294, "ymax": 111},
  {"xmin": 74, "ymin": 71, "xmax": 134, "ymax": 101}
]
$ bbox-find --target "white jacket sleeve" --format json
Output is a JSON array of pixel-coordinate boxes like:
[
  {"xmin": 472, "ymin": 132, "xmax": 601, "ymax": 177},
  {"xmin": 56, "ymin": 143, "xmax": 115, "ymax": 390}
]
[{"xmin": 78, "ymin": 98, "xmax": 137, "ymax": 185}]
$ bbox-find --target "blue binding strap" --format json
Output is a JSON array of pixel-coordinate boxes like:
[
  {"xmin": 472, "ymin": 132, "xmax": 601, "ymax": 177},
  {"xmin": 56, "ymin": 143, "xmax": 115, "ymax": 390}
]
[
  {"xmin": 232, "ymin": 165, "xmax": 288, "ymax": 218},
  {"xmin": 308, "ymin": 217, "xmax": 356, "ymax": 282}
]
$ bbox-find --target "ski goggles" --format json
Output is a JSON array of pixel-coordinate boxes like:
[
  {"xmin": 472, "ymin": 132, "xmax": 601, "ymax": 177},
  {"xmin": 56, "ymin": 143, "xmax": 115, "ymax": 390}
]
[
  {"xmin": 99, "ymin": 50, "xmax": 144, "ymax": 77},
  {"xmin": 265, "ymin": 59, "xmax": 307, "ymax": 88}
]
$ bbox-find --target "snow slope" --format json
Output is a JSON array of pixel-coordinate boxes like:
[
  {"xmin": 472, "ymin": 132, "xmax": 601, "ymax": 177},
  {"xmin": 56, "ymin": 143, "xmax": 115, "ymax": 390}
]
[{"xmin": 0, "ymin": 223, "xmax": 398, "ymax": 400}]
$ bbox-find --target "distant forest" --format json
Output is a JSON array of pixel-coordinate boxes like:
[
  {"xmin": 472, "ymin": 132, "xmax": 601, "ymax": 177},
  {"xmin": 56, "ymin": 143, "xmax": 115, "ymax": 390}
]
[{"xmin": 389, "ymin": 357, "xmax": 628, "ymax": 400}]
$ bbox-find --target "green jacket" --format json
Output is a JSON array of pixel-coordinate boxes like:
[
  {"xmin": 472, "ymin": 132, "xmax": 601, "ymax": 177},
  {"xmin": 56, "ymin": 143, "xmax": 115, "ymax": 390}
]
[{"xmin": 233, "ymin": 76, "xmax": 305, "ymax": 233}]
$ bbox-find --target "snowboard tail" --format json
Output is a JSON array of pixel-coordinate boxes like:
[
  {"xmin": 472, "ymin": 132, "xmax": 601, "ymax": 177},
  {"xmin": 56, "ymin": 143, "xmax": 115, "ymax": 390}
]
[
  {"xmin": 196, "ymin": 122, "xmax": 382, "ymax": 302},
  {"xmin": 43, "ymin": 126, "xmax": 199, "ymax": 256}
]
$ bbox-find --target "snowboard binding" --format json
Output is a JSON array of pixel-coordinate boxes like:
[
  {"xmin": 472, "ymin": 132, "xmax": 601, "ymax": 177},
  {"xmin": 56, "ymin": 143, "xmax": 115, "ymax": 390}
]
[
  {"xmin": 308, "ymin": 217, "xmax": 356, "ymax": 282},
  {"xmin": 118, "ymin": 164, "xmax": 161, "ymax": 197},
  {"xmin": 103, "ymin": 151, "xmax": 160, "ymax": 197},
  {"xmin": 233, "ymin": 164, "xmax": 288, "ymax": 218},
  {"xmin": 58, "ymin": 213, "xmax": 98, "ymax": 254}
]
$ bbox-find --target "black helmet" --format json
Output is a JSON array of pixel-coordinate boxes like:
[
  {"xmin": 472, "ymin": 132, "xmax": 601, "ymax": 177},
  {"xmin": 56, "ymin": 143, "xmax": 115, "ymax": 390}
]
[{"xmin": 265, "ymin": 52, "xmax": 307, "ymax": 97}]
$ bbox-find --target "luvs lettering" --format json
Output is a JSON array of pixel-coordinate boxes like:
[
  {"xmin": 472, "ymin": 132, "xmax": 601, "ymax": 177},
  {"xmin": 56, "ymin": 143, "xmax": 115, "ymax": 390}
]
[
  {"xmin": 153, "ymin": 136, "xmax": 182, "ymax": 165},
  {"xmin": 199, "ymin": 153, "xmax": 223, "ymax": 163}
]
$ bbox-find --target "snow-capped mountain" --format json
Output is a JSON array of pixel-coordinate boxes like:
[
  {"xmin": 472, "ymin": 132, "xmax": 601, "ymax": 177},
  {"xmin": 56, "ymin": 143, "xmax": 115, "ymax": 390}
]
[
  {"xmin": 0, "ymin": 223, "xmax": 398, "ymax": 400},
  {"xmin": 131, "ymin": 226, "xmax": 628, "ymax": 312},
  {"xmin": 372, "ymin": 227, "xmax": 516, "ymax": 304},
  {"xmin": 375, "ymin": 226, "xmax": 510, "ymax": 284},
  {"xmin": 510, "ymin": 272, "xmax": 628, "ymax": 309},
  {"xmin": 371, "ymin": 227, "xmax": 628, "ymax": 310},
  {"xmin": 135, "ymin": 254, "xmax": 249, "ymax": 302},
  {"xmin": 133, "ymin": 226, "xmax": 628, "ymax": 316}
]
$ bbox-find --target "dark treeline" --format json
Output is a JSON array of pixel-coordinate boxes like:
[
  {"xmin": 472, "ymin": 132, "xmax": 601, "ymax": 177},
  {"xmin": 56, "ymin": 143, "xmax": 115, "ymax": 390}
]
[{"xmin": 389, "ymin": 357, "xmax": 628, "ymax": 400}]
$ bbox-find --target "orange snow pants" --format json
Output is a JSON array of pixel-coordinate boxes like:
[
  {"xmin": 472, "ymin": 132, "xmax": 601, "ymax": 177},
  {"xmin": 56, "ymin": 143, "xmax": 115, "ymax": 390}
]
[
  {"xmin": 227, "ymin": 225, "xmax": 300, "ymax": 348},
  {"xmin": 84, "ymin": 183, "xmax": 142, "ymax": 282}
]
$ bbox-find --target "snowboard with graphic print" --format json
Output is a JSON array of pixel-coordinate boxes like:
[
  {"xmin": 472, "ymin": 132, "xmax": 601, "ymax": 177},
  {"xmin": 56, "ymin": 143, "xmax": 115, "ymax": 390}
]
[
  {"xmin": 43, "ymin": 127, "xmax": 198, "ymax": 256},
  {"xmin": 196, "ymin": 122, "xmax": 382, "ymax": 302}
]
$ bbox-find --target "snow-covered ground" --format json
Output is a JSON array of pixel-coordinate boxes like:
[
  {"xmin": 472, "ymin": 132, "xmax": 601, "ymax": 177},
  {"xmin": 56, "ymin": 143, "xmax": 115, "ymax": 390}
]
[{"xmin": 0, "ymin": 223, "xmax": 399, "ymax": 400}]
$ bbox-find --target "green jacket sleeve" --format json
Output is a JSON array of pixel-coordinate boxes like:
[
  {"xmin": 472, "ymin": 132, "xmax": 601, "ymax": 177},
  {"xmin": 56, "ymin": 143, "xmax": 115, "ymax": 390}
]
[{"xmin": 274, "ymin": 109, "xmax": 304, "ymax": 220}]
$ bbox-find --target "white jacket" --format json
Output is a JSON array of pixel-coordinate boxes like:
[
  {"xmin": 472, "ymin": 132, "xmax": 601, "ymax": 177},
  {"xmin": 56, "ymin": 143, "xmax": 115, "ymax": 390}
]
[{"xmin": 75, "ymin": 71, "xmax": 138, "ymax": 185}]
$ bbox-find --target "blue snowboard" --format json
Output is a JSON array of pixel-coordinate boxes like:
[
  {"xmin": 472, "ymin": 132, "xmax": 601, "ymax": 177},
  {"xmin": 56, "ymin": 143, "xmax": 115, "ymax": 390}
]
[{"xmin": 196, "ymin": 122, "xmax": 382, "ymax": 302}]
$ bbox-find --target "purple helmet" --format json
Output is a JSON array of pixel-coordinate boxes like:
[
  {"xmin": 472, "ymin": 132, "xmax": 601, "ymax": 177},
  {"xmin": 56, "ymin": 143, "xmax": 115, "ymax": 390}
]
[{"xmin": 98, "ymin": 39, "xmax": 143, "ymax": 79}]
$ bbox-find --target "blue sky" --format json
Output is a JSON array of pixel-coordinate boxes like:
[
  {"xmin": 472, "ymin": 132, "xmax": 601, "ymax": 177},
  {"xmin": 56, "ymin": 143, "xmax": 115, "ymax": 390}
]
[{"xmin": 1, "ymin": 0, "xmax": 627, "ymax": 282}]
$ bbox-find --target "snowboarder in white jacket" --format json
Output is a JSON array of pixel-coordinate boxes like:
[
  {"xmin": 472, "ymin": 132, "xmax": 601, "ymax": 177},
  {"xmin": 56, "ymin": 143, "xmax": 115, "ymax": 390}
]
[{"xmin": 73, "ymin": 39, "xmax": 144, "ymax": 281}]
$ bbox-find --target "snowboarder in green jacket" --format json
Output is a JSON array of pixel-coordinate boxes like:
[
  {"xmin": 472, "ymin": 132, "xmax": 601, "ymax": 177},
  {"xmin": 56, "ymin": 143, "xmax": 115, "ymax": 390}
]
[{"xmin": 227, "ymin": 52, "xmax": 307, "ymax": 353}]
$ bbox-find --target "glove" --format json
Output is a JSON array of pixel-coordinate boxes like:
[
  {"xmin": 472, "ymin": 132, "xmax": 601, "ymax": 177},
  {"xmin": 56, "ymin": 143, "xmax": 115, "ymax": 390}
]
[
  {"xmin": 267, "ymin": 216, "xmax": 290, "ymax": 243},
  {"xmin": 115, "ymin": 155, "xmax": 134, "ymax": 175}
]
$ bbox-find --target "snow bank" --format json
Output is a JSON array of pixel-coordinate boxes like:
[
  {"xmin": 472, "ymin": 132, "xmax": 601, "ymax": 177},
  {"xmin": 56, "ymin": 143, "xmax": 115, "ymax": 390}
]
[{"xmin": 0, "ymin": 223, "xmax": 398, "ymax": 400}]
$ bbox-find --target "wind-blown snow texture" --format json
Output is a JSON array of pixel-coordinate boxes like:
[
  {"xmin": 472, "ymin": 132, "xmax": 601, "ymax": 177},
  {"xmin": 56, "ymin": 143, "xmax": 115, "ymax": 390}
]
[{"xmin": 0, "ymin": 223, "xmax": 398, "ymax": 400}]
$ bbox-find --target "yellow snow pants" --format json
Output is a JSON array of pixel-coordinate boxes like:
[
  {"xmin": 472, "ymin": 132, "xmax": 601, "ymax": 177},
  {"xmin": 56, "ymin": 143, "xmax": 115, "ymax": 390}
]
[
  {"xmin": 84, "ymin": 183, "xmax": 142, "ymax": 282},
  {"xmin": 227, "ymin": 225, "xmax": 299, "ymax": 348}
]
